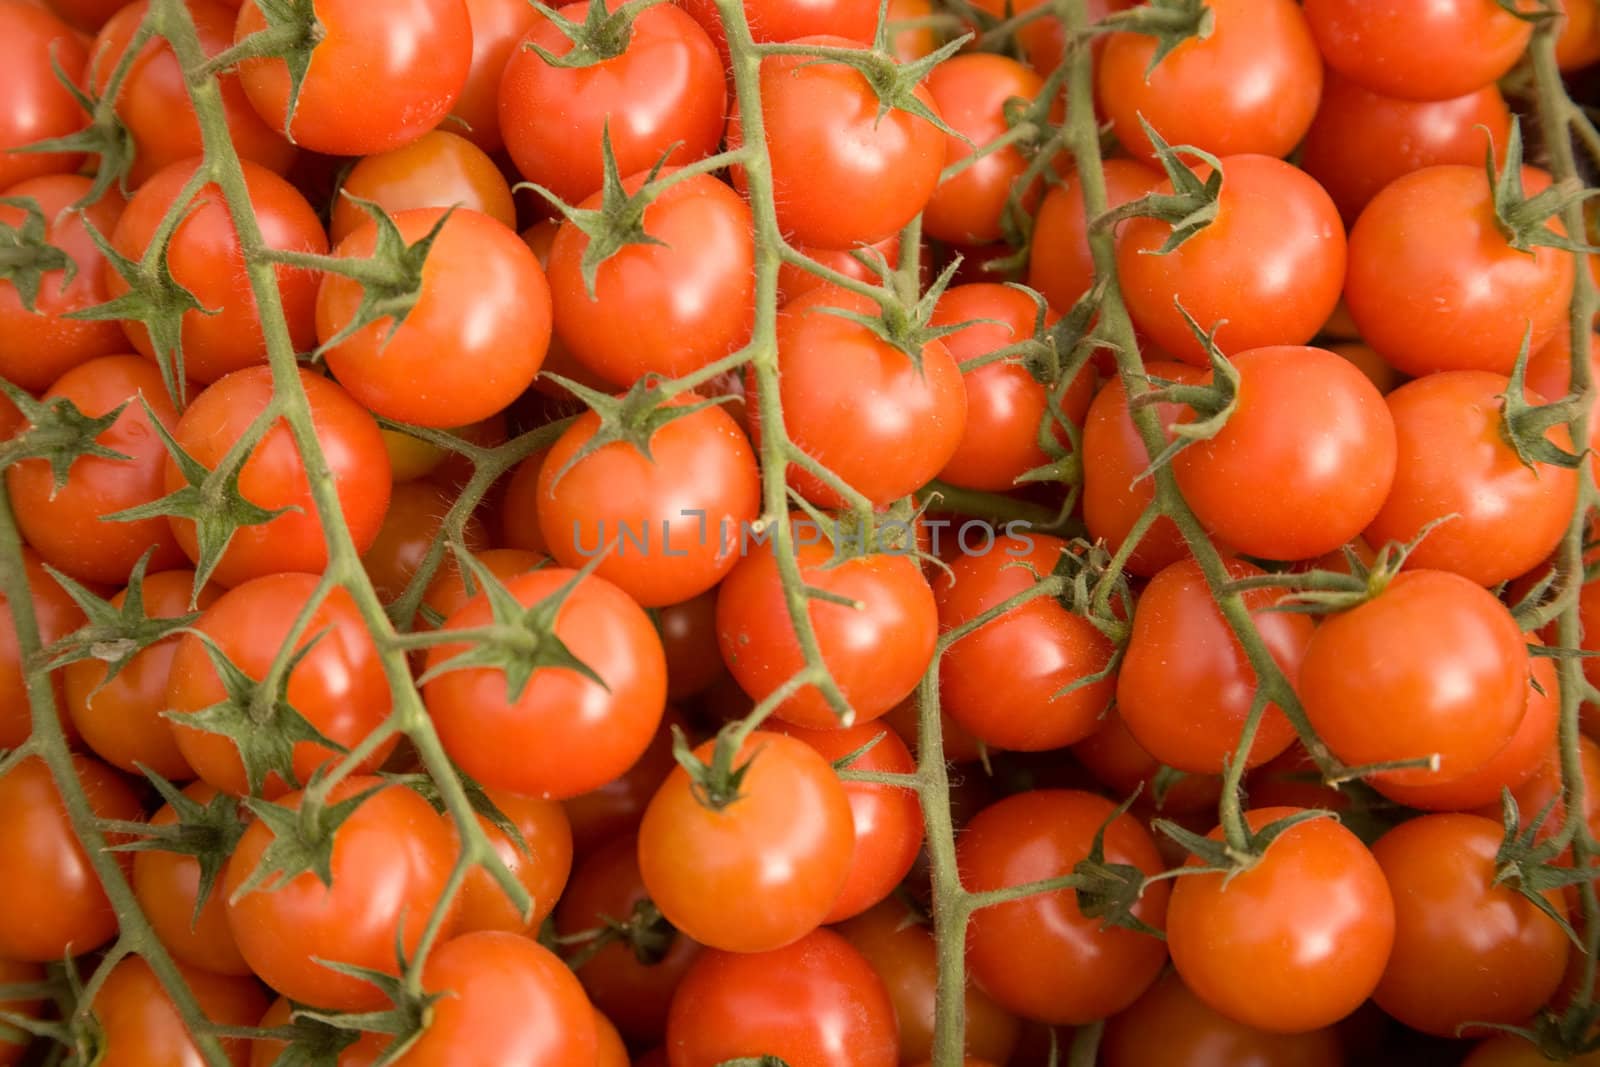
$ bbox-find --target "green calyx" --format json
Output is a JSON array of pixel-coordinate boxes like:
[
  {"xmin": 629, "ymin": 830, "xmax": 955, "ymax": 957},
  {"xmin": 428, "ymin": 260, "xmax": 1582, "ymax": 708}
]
[
  {"xmin": 1094, "ymin": 117, "xmax": 1222, "ymax": 254},
  {"xmin": 1092, "ymin": 0, "xmax": 1214, "ymax": 75},
  {"xmin": 311, "ymin": 197, "xmax": 452, "ymax": 358},
  {"xmin": 220, "ymin": 0, "xmax": 324, "ymax": 142},
  {"xmin": 1153, "ymin": 806, "xmax": 1333, "ymax": 887},
  {"xmin": 1490, "ymin": 117, "xmax": 1600, "ymax": 255},
  {"xmin": 38, "ymin": 550, "xmax": 199, "ymax": 685},
  {"xmin": 1074, "ymin": 791, "xmax": 1164, "ymax": 938},
  {"xmin": 1493, "ymin": 789, "xmax": 1595, "ymax": 949},
  {"xmin": 818, "ymin": 256, "xmax": 970, "ymax": 370},
  {"xmin": 0, "ymin": 196, "xmax": 75, "ymax": 310},
  {"xmin": 1126, "ymin": 302, "xmax": 1238, "ymax": 477},
  {"xmin": 0, "ymin": 379, "xmax": 130, "ymax": 494},
  {"xmin": 540, "ymin": 374, "xmax": 735, "ymax": 491},
  {"xmin": 16, "ymin": 57, "xmax": 136, "ymax": 209},
  {"xmin": 523, "ymin": 0, "xmax": 667, "ymax": 68},
  {"xmin": 673, "ymin": 723, "xmax": 757, "ymax": 812},
  {"xmin": 230, "ymin": 778, "xmax": 385, "ymax": 899},
  {"xmin": 1501, "ymin": 326, "xmax": 1588, "ymax": 470},
  {"xmin": 105, "ymin": 768, "xmax": 246, "ymax": 928}
]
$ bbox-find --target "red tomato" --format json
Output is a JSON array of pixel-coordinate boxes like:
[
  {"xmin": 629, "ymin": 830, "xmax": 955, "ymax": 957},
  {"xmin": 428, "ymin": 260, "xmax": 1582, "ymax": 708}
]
[
  {"xmin": 0, "ymin": 175, "xmax": 125, "ymax": 391},
  {"xmin": 1118, "ymin": 558, "xmax": 1312, "ymax": 774},
  {"xmin": 960, "ymin": 789, "xmax": 1169, "ymax": 1024},
  {"xmin": 664, "ymin": 928, "xmax": 898, "ymax": 1067},
  {"xmin": 1168, "ymin": 808, "xmax": 1394, "ymax": 1033},
  {"xmin": 1490, "ymin": 735, "xmax": 1600, "ymax": 850},
  {"xmin": 447, "ymin": 0, "xmax": 540, "ymax": 153},
  {"xmin": 1303, "ymin": 0, "xmax": 1533, "ymax": 101},
  {"xmin": 0, "ymin": 2, "xmax": 87, "ymax": 189},
  {"xmin": 499, "ymin": 1, "xmax": 724, "ymax": 206},
  {"xmin": 93, "ymin": 956, "xmax": 267, "ymax": 1067},
  {"xmin": 765, "ymin": 285, "xmax": 967, "ymax": 507},
  {"xmin": 235, "ymin": 0, "xmax": 471, "ymax": 156},
  {"xmin": 0, "ymin": 754, "xmax": 141, "ymax": 961},
  {"xmin": 1071, "ymin": 708, "xmax": 1225, "ymax": 816},
  {"xmin": 638, "ymin": 732, "xmax": 854, "ymax": 953},
  {"xmin": 563, "ymin": 707, "xmax": 688, "ymax": 853},
  {"xmin": 417, "ymin": 549, "xmax": 543, "ymax": 634},
  {"xmin": 318, "ymin": 207, "xmax": 550, "ymax": 428},
  {"xmin": 163, "ymin": 367, "xmax": 392, "ymax": 588},
  {"xmin": 1117, "ymin": 154, "xmax": 1345, "ymax": 364},
  {"xmin": 108, "ymin": 158, "xmax": 327, "ymax": 386},
  {"xmin": 455, "ymin": 789, "xmax": 573, "ymax": 936},
  {"xmin": 1364, "ymin": 371, "xmax": 1579, "ymax": 586},
  {"xmin": 657, "ymin": 592, "xmax": 728, "ymax": 701},
  {"xmin": 499, "ymin": 449, "xmax": 550, "ymax": 556},
  {"xmin": 166, "ymin": 573, "xmax": 396, "ymax": 796},
  {"xmin": 1300, "ymin": 570, "xmax": 1528, "ymax": 788},
  {"xmin": 546, "ymin": 170, "xmax": 754, "ymax": 387},
  {"xmin": 134, "ymin": 782, "xmax": 251, "ymax": 976},
  {"xmin": 1372, "ymin": 814, "xmax": 1568, "ymax": 1037},
  {"xmin": 1300, "ymin": 73, "xmax": 1512, "ymax": 222},
  {"xmin": 422, "ymin": 568, "xmax": 667, "ymax": 799},
  {"xmin": 677, "ymin": 0, "xmax": 877, "ymax": 63},
  {"xmin": 360, "ymin": 480, "xmax": 490, "ymax": 604},
  {"xmin": 223, "ymin": 777, "xmax": 458, "ymax": 1010},
  {"xmin": 1346, "ymin": 165, "xmax": 1575, "ymax": 377},
  {"xmin": 250, "ymin": 997, "xmax": 387, "ymax": 1066},
  {"xmin": 1171, "ymin": 345, "xmax": 1398, "ymax": 561},
  {"xmin": 777, "ymin": 233, "xmax": 901, "ymax": 305},
  {"xmin": 1099, "ymin": 0, "xmax": 1322, "ymax": 161},
  {"xmin": 327, "ymin": 130, "xmax": 514, "ymax": 243},
  {"xmin": 964, "ymin": 0, "xmax": 1133, "ymax": 75},
  {"xmin": 1526, "ymin": 329, "xmax": 1600, "ymax": 463},
  {"xmin": 716, "ymin": 520, "xmax": 937, "ymax": 730},
  {"xmin": 1557, "ymin": 0, "xmax": 1600, "ymax": 69},
  {"xmin": 0, "ymin": 547, "xmax": 82, "ymax": 748},
  {"xmin": 1026, "ymin": 158, "xmax": 1162, "ymax": 315}
]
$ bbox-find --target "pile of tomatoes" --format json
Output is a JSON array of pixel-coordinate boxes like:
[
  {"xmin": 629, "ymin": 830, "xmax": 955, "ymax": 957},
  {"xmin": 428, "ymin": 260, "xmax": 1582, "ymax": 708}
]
[{"xmin": 3, "ymin": 0, "xmax": 1600, "ymax": 1063}]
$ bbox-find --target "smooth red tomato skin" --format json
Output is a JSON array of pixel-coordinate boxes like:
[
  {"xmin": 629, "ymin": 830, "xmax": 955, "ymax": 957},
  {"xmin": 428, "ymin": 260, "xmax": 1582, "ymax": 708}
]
[
  {"xmin": 1099, "ymin": 0, "xmax": 1321, "ymax": 161},
  {"xmin": 638, "ymin": 733, "xmax": 854, "ymax": 954},
  {"xmin": 1101, "ymin": 970, "xmax": 1344, "ymax": 1067},
  {"xmin": 716, "ymin": 529, "xmax": 937, "ymax": 730},
  {"xmin": 0, "ymin": 2, "xmax": 88, "ymax": 189},
  {"xmin": 1027, "ymin": 159, "xmax": 1162, "ymax": 315},
  {"xmin": 768, "ymin": 285, "xmax": 967, "ymax": 507},
  {"xmin": 1118, "ymin": 559, "xmax": 1311, "ymax": 774},
  {"xmin": 0, "ymin": 755, "xmax": 141, "ymax": 961},
  {"xmin": 397, "ymin": 931, "xmax": 597, "ymax": 1067},
  {"xmin": 94, "ymin": 956, "xmax": 267, "ymax": 1067},
  {"xmin": 1347, "ymin": 165, "xmax": 1574, "ymax": 378},
  {"xmin": 740, "ymin": 35, "xmax": 946, "ymax": 249},
  {"xmin": 0, "ymin": 175, "xmax": 126, "ymax": 391},
  {"xmin": 1303, "ymin": 0, "xmax": 1533, "ymax": 102},
  {"xmin": 665, "ymin": 929, "xmax": 898, "ymax": 1067},
  {"xmin": 236, "ymin": 0, "xmax": 471, "ymax": 156},
  {"xmin": 1073, "ymin": 709, "xmax": 1226, "ymax": 817},
  {"xmin": 423, "ymin": 568, "xmax": 667, "ymax": 800},
  {"xmin": 1466, "ymin": 1035, "xmax": 1600, "ymax": 1067},
  {"xmin": 960, "ymin": 789, "xmax": 1169, "ymax": 1024},
  {"xmin": 1301, "ymin": 570, "xmax": 1528, "ymax": 788},
  {"xmin": 92, "ymin": 0, "xmax": 294, "ymax": 187},
  {"xmin": 448, "ymin": 0, "xmax": 540, "ymax": 153},
  {"xmin": 166, "ymin": 574, "xmax": 395, "ymax": 796},
  {"xmin": 319, "ymin": 207, "xmax": 550, "ymax": 428},
  {"xmin": 965, "ymin": 0, "xmax": 1133, "ymax": 75},
  {"xmin": 109, "ymin": 159, "xmax": 327, "ymax": 386},
  {"xmin": 1371, "ymin": 813, "xmax": 1569, "ymax": 1037},
  {"xmin": 327, "ymin": 130, "xmax": 515, "ymax": 243},
  {"xmin": 1172, "ymin": 346, "xmax": 1398, "ymax": 561},
  {"xmin": 547, "ymin": 170, "xmax": 754, "ymax": 387},
  {"xmin": 677, "ymin": 0, "xmax": 877, "ymax": 62},
  {"xmin": 658, "ymin": 593, "xmax": 728, "ymax": 701},
  {"xmin": 1365, "ymin": 371, "xmax": 1579, "ymax": 586},
  {"xmin": 7, "ymin": 355, "xmax": 188, "ymax": 585},
  {"xmin": 938, "ymin": 535, "xmax": 1117, "ymax": 751},
  {"xmin": 224, "ymin": 779, "xmax": 458, "ymax": 1011},
  {"xmin": 1169, "ymin": 808, "xmax": 1395, "ymax": 1034},
  {"xmin": 563, "ymin": 706, "xmax": 686, "ymax": 853},
  {"xmin": 135, "ymin": 783, "xmax": 251, "ymax": 976},
  {"xmin": 500, "ymin": 1, "xmax": 725, "ymax": 206},
  {"xmin": 455, "ymin": 790, "xmax": 573, "ymax": 936},
  {"xmin": 165, "ymin": 367, "xmax": 392, "ymax": 588},
  {"xmin": 1300, "ymin": 73, "xmax": 1511, "ymax": 223},
  {"xmin": 1117, "ymin": 154, "xmax": 1345, "ymax": 364},
  {"xmin": 0, "ymin": 548, "xmax": 82, "ymax": 749}
]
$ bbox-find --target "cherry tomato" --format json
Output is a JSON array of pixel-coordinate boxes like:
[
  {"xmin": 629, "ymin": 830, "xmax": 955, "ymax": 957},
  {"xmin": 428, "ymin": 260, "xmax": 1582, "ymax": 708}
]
[
  {"xmin": 0, "ymin": 547, "xmax": 82, "ymax": 748},
  {"xmin": 1526, "ymin": 329, "xmax": 1600, "ymax": 464},
  {"xmin": 0, "ymin": 2, "xmax": 88, "ymax": 189},
  {"xmin": 1557, "ymin": 0, "xmax": 1600, "ymax": 69},
  {"xmin": 417, "ymin": 547, "xmax": 545, "ymax": 633},
  {"xmin": 1101, "ymin": 970, "xmax": 1343, "ymax": 1067},
  {"xmin": 327, "ymin": 130, "xmax": 514, "ymax": 243},
  {"xmin": 360, "ymin": 480, "xmax": 490, "ymax": 604},
  {"xmin": 657, "ymin": 592, "xmax": 727, "ymax": 701},
  {"xmin": 447, "ymin": 0, "xmax": 540, "ymax": 153},
  {"xmin": 563, "ymin": 708, "xmax": 688, "ymax": 853},
  {"xmin": 964, "ymin": 0, "xmax": 1132, "ymax": 75},
  {"xmin": 93, "ymin": 956, "xmax": 267, "ymax": 1067},
  {"xmin": 133, "ymin": 782, "xmax": 252, "ymax": 976},
  {"xmin": 777, "ymin": 234, "xmax": 901, "ymax": 306},
  {"xmin": 1026, "ymin": 158, "xmax": 1162, "ymax": 315},
  {"xmin": 250, "ymin": 997, "xmax": 387, "ymax": 1066},
  {"xmin": 1303, "ymin": 0, "xmax": 1533, "ymax": 101},
  {"xmin": 678, "ymin": 0, "xmax": 877, "ymax": 64},
  {"xmin": 455, "ymin": 789, "xmax": 573, "ymax": 936},
  {"xmin": 638, "ymin": 732, "xmax": 854, "ymax": 953},
  {"xmin": 1071, "ymin": 708, "xmax": 1225, "ymax": 816}
]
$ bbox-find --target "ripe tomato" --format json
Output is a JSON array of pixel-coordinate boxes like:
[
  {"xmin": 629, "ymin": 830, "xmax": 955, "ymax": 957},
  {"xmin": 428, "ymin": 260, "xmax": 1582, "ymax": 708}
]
[
  {"xmin": 1364, "ymin": 371, "xmax": 1579, "ymax": 586},
  {"xmin": 0, "ymin": 175, "xmax": 126, "ymax": 391},
  {"xmin": 0, "ymin": 547, "xmax": 82, "ymax": 748},
  {"xmin": 1303, "ymin": 0, "xmax": 1533, "ymax": 101},
  {"xmin": 777, "ymin": 233, "xmax": 901, "ymax": 305},
  {"xmin": 164, "ymin": 366, "xmax": 392, "ymax": 588},
  {"xmin": 1371, "ymin": 813, "xmax": 1569, "ymax": 1037},
  {"xmin": 657, "ymin": 592, "xmax": 727, "ymax": 701},
  {"xmin": 1346, "ymin": 165, "xmax": 1575, "ymax": 377},
  {"xmin": 360, "ymin": 480, "xmax": 490, "ymax": 604},
  {"xmin": 92, "ymin": 956, "xmax": 267, "ymax": 1067},
  {"xmin": 1557, "ymin": 0, "xmax": 1600, "ymax": 69},
  {"xmin": 91, "ymin": 0, "xmax": 295, "ymax": 187},
  {"xmin": 417, "ymin": 548, "xmax": 544, "ymax": 634},
  {"xmin": 235, "ymin": 0, "xmax": 471, "ymax": 156},
  {"xmin": 960, "ymin": 789, "xmax": 1169, "ymax": 1024},
  {"xmin": 1168, "ymin": 808, "xmax": 1394, "ymax": 1033},
  {"xmin": 0, "ymin": 2, "xmax": 88, "ymax": 189},
  {"xmin": 455, "ymin": 789, "xmax": 573, "ymax": 936},
  {"xmin": 537, "ymin": 394, "xmax": 760, "ymax": 607},
  {"xmin": 250, "ymin": 997, "xmax": 387, "ymax": 1066},
  {"xmin": 664, "ymin": 928, "xmax": 898, "ymax": 1067},
  {"xmin": 223, "ymin": 777, "xmax": 458, "ymax": 1010},
  {"xmin": 1117, "ymin": 154, "xmax": 1345, "ymax": 364},
  {"xmin": 0, "ymin": 754, "xmax": 141, "ymax": 961},
  {"xmin": 736, "ymin": 35, "xmax": 946, "ymax": 249},
  {"xmin": 546, "ymin": 171, "xmax": 753, "ymax": 387},
  {"xmin": 638, "ymin": 732, "xmax": 854, "ymax": 953},
  {"xmin": 318, "ymin": 207, "xmax": 551, "ymax": 428},
  {"xmin": 555, "ymin": 833, "xmax": 701, "ymax": 1043},
  {"xmin": 716, "ymin": 520, "xmax": 937, "ymax": 730},
  {"xmin": 6, "ymin": 354, "xmax": 188, "ymax": 585},
  {"xmin": 1300, "ymin": 570, "xmax": 1528, "ymax": 788},
  {"xmin": 1171, "ymin": 345, "xmax": 1397, "ymax": 561},
  {"xmin": 1099, "ymin": 0, "xmax": 1321, "ymax": 161},
  {"xmin": 166, "ymin": 573, "xmax": 396, "ymax": 796},
  {"xmin": 837, "ymin": 901, "xmax": 1021, "ymax": 1066},
  {"xmin": 327, "ymin": 130, "xmax": 514, "ymax": 243},
  {"xmin": 1299, "ymin": 73, "xmax": 1512, "ymax": 222},
  {"xmin": 447, "ymin": 0, "xmax": 540, "ymax": 153},
  {"xmin": 499, "ymin": 450, "xmax": 550, "ymax": 557},
  {"xmin": 1026, "ymin": 158, "xmax": 1161, "ymax": 315},
  {"xmin": 1484, "ymin": 735, "xmax": 1600, "ymax": 853},
  {"xmin": 937, "ymin": 534, "xmax": 1116, "ymax": 751},
  {"xmin": 1118, "ymin": 558, "xmax": 1312, "ymax": 775},
  {"xmin": 964, "ymin": 0, "xmax": 1132, "ymax": 75},
  {"xmin": 678, "ymin": 0, "xmax": 877, "ymax": 63},
  {"xmin": 1071, "ymin": 708, "xmax": 1225, "ymax": 816},
  {"xmin": 422, "ymin": 568, "xmax": 667, "ymax": 799},
  {"xmin": 398, "ymin": 931, "xmax": 597, "ymax": 1067},
  {"xmin": 563, "ymin": 707, "xmax": 687, "ymax": 853},
  {"xmin": 1101, "ymin": 970, "xmax": 1343, "ymax": 1067},
  {"xmin": 594, "ymin": 1011, "xmax": 628, "ymax": 1067},
  {"xmin": 134, "ymin": 782, "xmax": 251, "ymax": 976},
  {"xmin": 1526, "ymin": 329, "xmax": 1600, "ymax": 462},
  {"xmin": 766, "ymin": 285, "xmax": 967, "ymax": 507},
  {"xmin": 500, "ymin": 1, "xmax": 724, "ymax": 206},
  {"xmin": 109, "ymin": 158, "xmax": 327, "ymax": 386}
]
